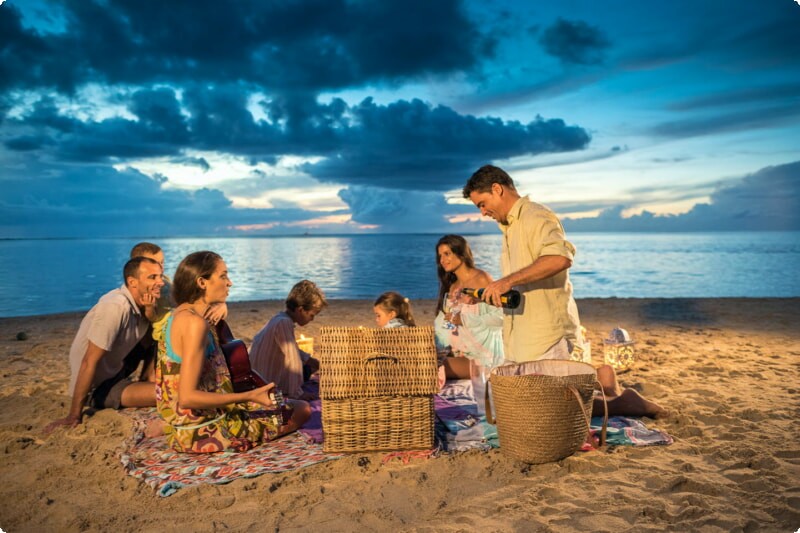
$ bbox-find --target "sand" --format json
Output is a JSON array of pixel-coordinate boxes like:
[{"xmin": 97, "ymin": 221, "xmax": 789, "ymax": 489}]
[{"xmin": 0, "ymin": 298, "xmax": 798, "ymax": 532}]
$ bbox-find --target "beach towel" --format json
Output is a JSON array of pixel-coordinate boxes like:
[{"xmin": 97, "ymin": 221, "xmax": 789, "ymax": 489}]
[
  {"xmin": 584, "ymin": 416, "xmax": 673, "ymax": 449},
  {"xmin": 119, "ymin": 408, "xmax": 342, "ymax": 497},
  {"xmin": 435, "ymin": 394, "xmax": 499, "ymax": 452},
  {"xmin": 297, "ymin": 398, "xmax": 324, "ymax": 443},
  {"xmin": 436, "ymin": 379, "xmax": 673, "ymax": 453},
  {"xmin": 435, "ymin": 380, "xmax": 499, "ymax": 452}
]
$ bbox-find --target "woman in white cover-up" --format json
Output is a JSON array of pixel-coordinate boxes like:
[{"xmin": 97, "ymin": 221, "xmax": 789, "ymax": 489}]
[{"xmin": 433, "ymin": 235, "xmax": 504, "ymax": 376}]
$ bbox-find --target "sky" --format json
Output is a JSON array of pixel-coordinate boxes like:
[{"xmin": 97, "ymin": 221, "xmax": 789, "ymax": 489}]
[{"xmin": 1, "ymin": 0, "xmax": 799, "ymax": 238}]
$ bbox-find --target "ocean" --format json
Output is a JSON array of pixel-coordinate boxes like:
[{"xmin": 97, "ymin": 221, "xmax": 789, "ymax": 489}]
[{"xmin": 1, "ymin": 231, "xmax": 798, "ymax": 318}]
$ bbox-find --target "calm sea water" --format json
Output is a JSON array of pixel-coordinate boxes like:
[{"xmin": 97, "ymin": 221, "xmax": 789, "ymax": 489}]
[{"xmin": 1, "ymin": 232, "xmax": 798, "ymax": 318}]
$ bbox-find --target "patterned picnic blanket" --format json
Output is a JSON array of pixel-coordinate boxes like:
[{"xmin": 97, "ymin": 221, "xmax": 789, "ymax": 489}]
[
  {"xmin": 588, "ymin": 416, "xmax": 673, "ymax": 447},
  {"xmin": 119, "ymin": 408, "xmax": 341, "ymax": 497},
  {"xmin": 120, "ymin": 381, "xmax": 672, "ymax": 496}
]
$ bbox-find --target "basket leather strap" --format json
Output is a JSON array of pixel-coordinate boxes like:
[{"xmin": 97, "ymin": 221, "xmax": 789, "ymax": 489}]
[
  {"xmin": 568, "ymin": 382, "xmax": 607, "ymax": 448},
  {"xmin": 596, "ymin": 380, "xmax": 608, "ymax": 447},
  {"xmin": 567, "ymin": 385, "xmax": 591, "ymax": 439},
  {"xmin": 485, "ymin": 380, "xmax": 495, "ymax": 425}
]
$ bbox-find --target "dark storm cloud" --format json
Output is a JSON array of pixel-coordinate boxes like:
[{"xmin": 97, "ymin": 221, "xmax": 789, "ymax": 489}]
[
  {"xmin": 0, "ymin": 4, "xmax": 56, "ymax": 91},
  {"xmin": 4, "ymin": 134, "xmax": 54, "ymax": 151},
  {"xmin": 16, "ymin": 96, "xmax": 76, "ymax": 133},
  {"xmin": 0, "ymin": 0, "xmax": 594, "ymax": 237},
  {"xmin": 563, "ymin": 160, "xmax": 800, "ymax": 232},
  {"xmin": 303, "ymin": 98, "xmax": 591, "ymax": 190},
  {"xmin": 4, "ymin": 89, "xmax": 591, "ymax": 191},
  {"xmin": 128, "ymin": 88, "xmax": 189, "ymax": 139},
  {"xmin": 179, "ymin": 88, "xmax": 351, "ymax": 158},
  {"xmin": 179, "ymin": 85, "xmax": 278, "ymax": 155},
  {"xmin": 538, "ymin": 18, "xmax": 610, "ymax": 65},
  {"xmin": 1, "ymin": 0, "xmax": 493, "ymax": 93},
  {"xmin": 2, "ymin": 90, "xmax": 190, "ymax": 161},
  {"xmin": 0, "ymin": 162, "xmax": 322, "ymax": 238}
]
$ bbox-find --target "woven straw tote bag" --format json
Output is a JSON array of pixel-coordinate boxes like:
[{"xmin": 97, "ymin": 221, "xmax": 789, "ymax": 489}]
[{"xmin": 486, "ymin": 359, "xmax": 607, "ymax": 464}]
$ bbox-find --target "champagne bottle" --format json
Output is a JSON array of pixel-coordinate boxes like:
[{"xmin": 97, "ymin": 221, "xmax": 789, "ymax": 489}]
[{"xmin": 461, "ymin": 287, "xmax": 521, "ymax": 309}]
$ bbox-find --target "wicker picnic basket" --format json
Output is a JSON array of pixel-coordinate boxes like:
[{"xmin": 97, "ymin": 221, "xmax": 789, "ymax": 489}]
[
  {"xmin": 486, "ymin": 359, "xmax": 607, "ymax": 464},
  {"xmin": 318, "ymin": 326, "xmax": 439, "ymax": 453}
]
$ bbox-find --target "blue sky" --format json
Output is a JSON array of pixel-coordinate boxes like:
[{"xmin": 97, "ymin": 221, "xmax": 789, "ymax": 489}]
[{"xmin": 1, "ymin": 0, "xmax": 798, "ymax": 238}]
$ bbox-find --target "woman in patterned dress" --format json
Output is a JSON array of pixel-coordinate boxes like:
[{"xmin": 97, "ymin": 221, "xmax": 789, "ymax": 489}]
[{"xmin": 156, "ymin": 251, "xmax": 311, "ymax": 453}]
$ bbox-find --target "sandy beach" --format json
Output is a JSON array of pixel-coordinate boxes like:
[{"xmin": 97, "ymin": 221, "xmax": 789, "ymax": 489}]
[{"xmin": 1, "ymin": 297, "xmax": 798, "ymax": 532}]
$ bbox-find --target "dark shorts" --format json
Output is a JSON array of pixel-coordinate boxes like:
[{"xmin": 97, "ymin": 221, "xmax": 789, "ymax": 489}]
[
  {"xmin": 88, "ymin": 376, "xmax": 134, "ymax": 409},
  {"xmin": 88, "ymin": 340, "xmax": 155, "ymax": 410}
]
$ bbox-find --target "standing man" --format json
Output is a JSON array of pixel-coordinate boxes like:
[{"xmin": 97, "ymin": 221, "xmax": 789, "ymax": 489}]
[
  {"xmin": 45, "ymin": 256, "xmax": 164, "ymax": 432},
  {"xmin": 463, "ymin": 165, "xmax": 584, "ymax": 362}
]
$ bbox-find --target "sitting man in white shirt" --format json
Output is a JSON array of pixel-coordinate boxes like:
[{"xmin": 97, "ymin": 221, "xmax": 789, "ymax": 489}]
[{"xmin": 45, "ymin": 256, "xmax": 164, "ymax": 433}]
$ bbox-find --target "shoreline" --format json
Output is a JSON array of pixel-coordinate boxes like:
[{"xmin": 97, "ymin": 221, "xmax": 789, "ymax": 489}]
[
  {"xmin": 2, "ymin": 295, "xmax": 798, "ymax": 322},
  {"xmin": 1, "ymin": 297, "xmax": 799, "ymax": 531}
]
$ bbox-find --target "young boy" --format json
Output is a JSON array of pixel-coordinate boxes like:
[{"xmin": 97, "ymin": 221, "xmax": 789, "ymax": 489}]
[{"xmin": 249, "ymin": 280, "xmax": 327, "ymax": 401}]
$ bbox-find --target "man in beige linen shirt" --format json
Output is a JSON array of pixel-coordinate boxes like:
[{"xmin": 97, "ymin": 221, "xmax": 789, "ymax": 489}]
[{"xmin": 463, "ymin": 165, "xmax": 583, "ymax": 362}]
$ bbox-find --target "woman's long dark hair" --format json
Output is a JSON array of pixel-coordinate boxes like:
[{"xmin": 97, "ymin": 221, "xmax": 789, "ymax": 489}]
[
  {"xmin": 435, "ymin": 235, "xmax": 475, "ymax": 314},
  {"xmin": 172, "ymin": 251, "xmax": 223, "ymax": 305}
]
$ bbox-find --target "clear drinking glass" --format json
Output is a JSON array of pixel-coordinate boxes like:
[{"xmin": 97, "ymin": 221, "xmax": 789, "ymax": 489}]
[
  {"xmin": 470, "ymin": 359, "xmax": 487, "ymax": 415},
  {"xmin": 444, "ymin": 292, "xmax": 461, "ymax": 325}
]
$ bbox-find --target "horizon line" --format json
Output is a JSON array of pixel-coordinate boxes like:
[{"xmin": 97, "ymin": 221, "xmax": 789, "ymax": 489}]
[{"xmin": 2, "ymin": 228, "xmax": 800, "ymax": 241}]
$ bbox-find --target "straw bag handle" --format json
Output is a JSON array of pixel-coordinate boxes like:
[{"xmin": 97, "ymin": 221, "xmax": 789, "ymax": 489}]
[
  {"xmin": 596, "ymin": 381, "xmax": 608, "ymax": 447},
  {"xmin": 567, "ymin": 382, "xmax": 608, "ymax": 448},
  {"xmin": 365, "ymin": 353, "xmax": 399, "ymax": 364},
  {"xmin": 485, "ymin": 380, "xmax": 495, "ymax": 425}
]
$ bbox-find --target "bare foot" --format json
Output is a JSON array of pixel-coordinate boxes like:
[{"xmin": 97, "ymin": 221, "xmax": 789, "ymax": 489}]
[
  {"xmin": 278, "ymin": 421, "xmax": 299, "ymax": 437},
  {"xmin": 277, "ymin": 399, "xmax": 312, "ymax": 437},
  {"xmin": 596, "ymin": 364, "xmax": 623, "ymax": 397},
  {"xmin": 144, "ymin": 418, "xmax": 165, "ymax": 438},
  {"xmin": 594, "ymin": 388, "xmax": 669, "ymax": 419}
]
